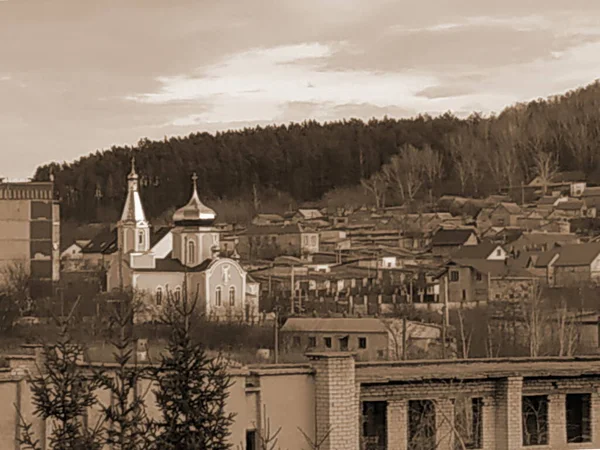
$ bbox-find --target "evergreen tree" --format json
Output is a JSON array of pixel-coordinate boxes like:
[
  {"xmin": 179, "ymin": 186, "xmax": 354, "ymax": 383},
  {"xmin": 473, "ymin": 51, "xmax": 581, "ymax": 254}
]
[
  {"xmin": 150, "ymin": 289, "xmax": 235, "ymax": 449},
  {"xmin": 96, "ymin": 290, "xmax": 151, "ymax": 450},
  {"xmin": 18, "ymin": 302, "xmax": 103, "ymax": 450}
]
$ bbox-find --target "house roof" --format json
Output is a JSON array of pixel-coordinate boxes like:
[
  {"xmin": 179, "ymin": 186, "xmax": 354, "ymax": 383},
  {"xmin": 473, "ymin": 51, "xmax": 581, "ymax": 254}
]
[
  {"xmin": 495, "ymin": 202, "xmax": 522, "ymax": 215},
  {"xmin": 553, "ymin": 171, "xmax": 586, "ymax": 183},
  {"xmin": 82, "ymin": 228, "xmax": 118, "ymax": 254},
  {"xmin": 296, "ymin": 209, "xmax": 323, "ymax": 219},
  {"xmin": 448, "ymin": 258, "xmax": 533, "ymax": 278},
  {"xmin": 243, "ymin": 224, "xmax": 303, "ymax": 235},
  {"xmin": 536, "ymin": 196, "xmax": 560, "ymax": 206},
  {"xmin": 281, "ymin": 317, "xmax": 388, "ymax": 334},
  {"xmin": 582, "ymin": 186, "xmax": 600, "ymax": 197},
  {"xmin": 132, "ymin": 254, "xmax": 214, "ymax": 272},
  {"xmin": 451, "ymin": 242, "xmax": 503, "ymax": 259},
  {"xmin": 552, "ymin": 243, "xmax": 600, "ymax": 267},
  {"xmin": 431, "ymin": 229, "xmax": 477, "ymax": 246},
  {"xmin": 509, "ymin": 232, "xmax": 579, "ymax": 252},
  {"xmin": 253, "ymin": 213, "xmax": 285, "ymax": 222},
  {"xmin": 555, "ymin": 199, "xmax": 585, "ymax": 211}
]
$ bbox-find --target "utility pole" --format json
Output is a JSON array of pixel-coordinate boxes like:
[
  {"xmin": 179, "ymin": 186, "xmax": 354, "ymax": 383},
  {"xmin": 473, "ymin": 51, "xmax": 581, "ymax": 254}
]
[
  {"xmin": 274, "ymin": 307, "xmax": 279, "ymax": 364},
  {"xmin": 402, "ymin": 316, "xmax": 407, "ymax": 361},
  {"xmin": 290, "ymin": 266, "xmax": 295, "ymax": 315},
  {"xmin": 442, "ymin": 275, "xmax": 449, "ymax": 359}
]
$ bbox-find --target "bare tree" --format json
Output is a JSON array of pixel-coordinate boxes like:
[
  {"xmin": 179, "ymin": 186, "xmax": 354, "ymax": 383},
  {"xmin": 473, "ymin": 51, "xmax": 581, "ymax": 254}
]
[
  {"xmin": 360, "ymin": 173, "xmax": 387, "ymax": 209},
  {"xmin": 520, "ymin": 282, "xmax": 548, "ymax": 358},
  {"xmin": 0, "ymin": 261, "xmax": 33, "ymax": 316},
  {"xmin": 532, "ymin": 151, "xmax": 558, "ymax": 195},
  {"xmin": 382, "ymin": 144, "xmax": 425, "ymax": 203},
  {"xmin": 420, "ymin": 144, "xmax": 443, "ymax": 203}
]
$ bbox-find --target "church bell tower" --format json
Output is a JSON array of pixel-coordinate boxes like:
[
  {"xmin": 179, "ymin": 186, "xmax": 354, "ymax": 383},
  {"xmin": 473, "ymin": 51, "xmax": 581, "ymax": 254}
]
[{"xmin": 117, "ymin": 157, "xmax": 150, "ymax": 254}]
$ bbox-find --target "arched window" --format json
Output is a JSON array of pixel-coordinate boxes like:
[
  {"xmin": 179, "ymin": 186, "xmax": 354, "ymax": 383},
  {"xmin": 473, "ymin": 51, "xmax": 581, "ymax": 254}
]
[
  {"xmin": 215, "ymin": 286, "xmax": 222, "ymax": 307},
  {"xmin": 155, "ymin": 286, "xmax": 163, "ymax": 306},
  {"xmin": 174, "ymin": 286, "xmax": 182, "ymax": 302},
  {"xmin": 138, "ymin": 231, "xmax": 144, "ymax": 246},
  {"xmin": 229, "ymin": 286, "xmax": 235, "ymax": 306},
  {"xmin": 187, "ymin": 240, "xmax": 196, "ymax": 265}
]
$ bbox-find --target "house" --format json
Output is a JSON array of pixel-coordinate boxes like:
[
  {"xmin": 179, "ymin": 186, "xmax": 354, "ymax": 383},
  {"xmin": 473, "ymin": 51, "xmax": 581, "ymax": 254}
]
[
  {"xmin": 292, "ymin": 208, "xmax": 324, "ymax": 222},
  {"xmin": 280, "ymin": 317, "xmax": 390, "ymax": 361},
  {"xmin": 554, "ymin": 199, "xmax": 591, "ymax": 218},
  {"xmin": 451, "ymin": 242, "xmax": 507, "ymax": 261},
  {"xmin": 430, "ymin": 228, "xmax": 479, "ymax": 256},
  {"xmin": 475, "ymin": 207, "xmax": 495, "ymax": 231},
  {"xmin": 438, "ymin": 258, "xmax": 535, "ymax": 304},
  {"xmin": 529, "ymin": 242, "xmax": 600, "ymax": 287},
  {"xmin": 529, "ymin": 170, "xmax": 586, "ymax": 197},
  {"xmin": 582, "ymin": 186, "xmax": 600, "ymax": 210},
  {"xmin": 60, "ymin": 239, "xmax": 91, "ymax": 271},
  {"xmin": 508, "ymin": 232, "xmax": 579, "ymax": 254},
  {"xmin": 237, "ymin": 224, "xmax": 320, "ymax": 259},
  {"xmin": 488, "ymin": 202, "xmax": 523, "ymax": 227},
  {"xmin": 251, "ymin": 213, "xmax": 285, "ymax": 226}
]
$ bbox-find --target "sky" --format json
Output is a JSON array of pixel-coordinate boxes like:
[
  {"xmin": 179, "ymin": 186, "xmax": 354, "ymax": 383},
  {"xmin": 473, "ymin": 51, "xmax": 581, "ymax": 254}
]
[{"xmin": 1, "ymin": 0, "xmax": 600, "ymax": 180}]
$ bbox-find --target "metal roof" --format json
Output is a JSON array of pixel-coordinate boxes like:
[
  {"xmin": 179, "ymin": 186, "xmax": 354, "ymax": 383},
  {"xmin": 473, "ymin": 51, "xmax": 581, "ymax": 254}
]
[{"xmin": 281, "ymin": 317, "xmax": 388, "ymax": 334}]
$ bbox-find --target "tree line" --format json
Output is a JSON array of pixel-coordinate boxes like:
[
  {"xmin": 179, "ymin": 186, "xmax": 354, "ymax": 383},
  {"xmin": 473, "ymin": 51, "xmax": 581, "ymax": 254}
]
[{"xmin": 34, "ymin": 80, "xmax": 600, "ymax": 223}]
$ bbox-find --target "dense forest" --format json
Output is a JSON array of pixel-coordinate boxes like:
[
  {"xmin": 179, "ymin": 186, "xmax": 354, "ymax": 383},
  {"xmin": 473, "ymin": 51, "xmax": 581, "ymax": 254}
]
[{"xmin": 35, "ymin": 80, "xmax": 600, "ymax": 224}]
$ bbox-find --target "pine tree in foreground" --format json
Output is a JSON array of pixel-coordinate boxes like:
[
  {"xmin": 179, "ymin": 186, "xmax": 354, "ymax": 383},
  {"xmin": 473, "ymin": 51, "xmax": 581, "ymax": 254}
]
[
  {"xmin": 18, "ymin": 301, "xmax": 103, "ymax": 450},
  {"xmin": 150, "ymin": 289, "xmax": 235, "ymax": 449},
  {"xmin": 96, "ymin": 291, "xmax": 152, "ymax": 450}
]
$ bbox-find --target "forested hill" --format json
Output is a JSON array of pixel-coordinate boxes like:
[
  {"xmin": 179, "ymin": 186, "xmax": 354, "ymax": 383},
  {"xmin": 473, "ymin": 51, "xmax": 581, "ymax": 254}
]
[{"xmin": 35, "ymin": 81, "xmax": 600, "ymax": 223}]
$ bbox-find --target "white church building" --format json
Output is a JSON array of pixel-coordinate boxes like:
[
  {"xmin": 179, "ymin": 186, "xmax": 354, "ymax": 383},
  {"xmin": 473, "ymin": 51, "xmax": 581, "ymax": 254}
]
[{"xmin": 106, "ymin": 159, "xmax": 259, "ymax": 322}]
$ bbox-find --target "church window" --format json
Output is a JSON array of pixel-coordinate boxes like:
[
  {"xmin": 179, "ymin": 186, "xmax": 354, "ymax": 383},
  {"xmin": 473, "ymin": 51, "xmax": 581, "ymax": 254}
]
[
  {"xmin": 229, "ymin": 286, "xmax": 235, "ymax": 306},
  {"xmin": 215, "ymin": 286, "xmax": 222, "ymax": 306},
  {"xmin": 187, "ymin": 240, "xmax": 196, "ymax": 265},
  {"xmin": 138, "ymin": 231, "xmax": 144, "ymax": 246},
  {"xmin": 174, "ymin": 286, "xmax": 182, "ymax": 302},
  {"xmin": 155, "ymin": 286, "xmax": 163, "ymax": 306}
]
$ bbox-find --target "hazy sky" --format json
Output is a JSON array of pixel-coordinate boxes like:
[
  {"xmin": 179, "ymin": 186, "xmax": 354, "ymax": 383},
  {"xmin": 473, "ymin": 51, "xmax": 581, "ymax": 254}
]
[{"xmin": 2, "ymin": 0, "xmax": 600, "ymax": 180}]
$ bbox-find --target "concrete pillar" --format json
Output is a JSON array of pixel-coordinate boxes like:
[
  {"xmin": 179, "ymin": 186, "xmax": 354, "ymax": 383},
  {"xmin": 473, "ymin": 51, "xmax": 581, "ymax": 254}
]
[
  {"xmin": 481, "ymin": 397, "xmax": 496, "ymax": 449},
  {"xmin": 436, "ymin": 398, "xmax": 455, "ymax": 450},
  {"xmin": 387, "ymin": 400, "xmax": 407, "ymax": 450},
  {"xmin": 306, "ymin": 352, "xmax": 359, "ymax": 450},
  {"xmin": 495, "ymin": 376, "xmax": 523, "ymax": 450}
]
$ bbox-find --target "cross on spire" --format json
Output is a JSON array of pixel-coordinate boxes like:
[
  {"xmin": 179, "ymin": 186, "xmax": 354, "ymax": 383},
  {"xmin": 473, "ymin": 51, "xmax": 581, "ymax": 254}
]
[
  {"xmin": 192, "ymin": 172, "xmax": 198, "ymax": 190},
  {"xmin": 128, "ymin": 155, "xmax": 138, "ymax": 179}
]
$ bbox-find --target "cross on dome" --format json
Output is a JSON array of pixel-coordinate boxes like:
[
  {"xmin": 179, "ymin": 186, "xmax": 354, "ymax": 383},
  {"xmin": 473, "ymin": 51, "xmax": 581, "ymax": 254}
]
[{"xmin": 172, "ymin": 172, "xmax": 217, "ymax": 226}]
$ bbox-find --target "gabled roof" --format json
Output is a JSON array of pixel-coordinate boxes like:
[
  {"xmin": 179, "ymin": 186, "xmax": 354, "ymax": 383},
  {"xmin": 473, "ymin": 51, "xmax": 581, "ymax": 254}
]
[
  {"xmin": 553, "ymin": 171, "xmax": 586, "ymax": 183},
  {"xmin": 243, "ymin": 224, "xmax": 302, "ymax": 235},
  {"xmin": 431, "ymin": 229, "xmax": 477, "ymax": 246},
  {"xmin": 582, "ymin": 186, "xmax": 600, "ymax": 197},
  {"xmin": 281, "ymin": 317, "xmax": 388, "ymax": 334},
  {"xmin": 448, "ymin": 258, "xmax": 533, "ymax": 278},
  {"xmin": 82, "ymin": 228, "xmax": 118, "ymax": 254},
  {"xmin": 132, "ymin": 254, "xmax": 214, "ymax": 272},
  {"xmin": 509, "ymin": 232, "xmax": 579, "ymax": 252},
  {"xmin": 253, "ymin": 213, "xmax": 285, "ymax": 222},
  {"xmin": 495, "ymin": 202, "xmax": 522, "ymax": 215},
  {"xmin": 552, "ymin": 243, "xmax": 600, "ymax": 267},
  {"xmin": 296, "ymin": 209, "xmax": 323, "ymax": 219},
  {"xmin": 451, "ymin": 242, "xmax": 503, "ymax": 260},
  {"xmin": 536, "ymin": 196, "xmax": 560, "ymax": 206},
  {"xmin": 555, "ymin": 199, "xmax": 585, "ymax": 211},
  {"xmin": 150, "ymin": 226, "xmax": 172, "ymax": 247}
]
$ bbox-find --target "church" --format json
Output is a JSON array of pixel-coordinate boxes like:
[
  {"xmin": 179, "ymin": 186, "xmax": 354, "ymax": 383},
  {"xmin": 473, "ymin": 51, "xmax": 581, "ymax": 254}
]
[{"xmin": 106, "ymin": 159, "xmax": 259, "ymax": 322}]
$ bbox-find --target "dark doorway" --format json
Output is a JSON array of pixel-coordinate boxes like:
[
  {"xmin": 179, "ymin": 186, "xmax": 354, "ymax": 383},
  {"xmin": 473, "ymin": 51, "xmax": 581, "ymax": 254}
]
[{"xmin": 361, "ymin": 401, "xmax": 387, "ymax": 450}]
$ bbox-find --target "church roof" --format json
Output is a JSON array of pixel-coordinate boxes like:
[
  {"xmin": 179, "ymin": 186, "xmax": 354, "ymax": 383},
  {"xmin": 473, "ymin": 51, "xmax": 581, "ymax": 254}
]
[
  {"xmin": 132, "ymin": 254, "xmax": 214, "ymax": 272},
  {"xmin": 120, "ymin": 157, "xmax": 147, "ymax": 224},
  {"xmin": 173, "ymin": 173, "xmax": 217, "ymax": 226}
]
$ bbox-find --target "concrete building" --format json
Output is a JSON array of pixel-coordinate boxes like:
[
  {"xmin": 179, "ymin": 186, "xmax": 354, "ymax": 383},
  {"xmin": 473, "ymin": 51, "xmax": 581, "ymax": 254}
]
[
  {"xmin": 0, "ymin": 180, "xmax": 59, "ymax": 296},
  {"xmin": 6, "ymin": 351, "xmax": 600, "ymax": 450},
  {"xmin": 280, "ymin": 317, "xmax": 390, "ymax": 361}
]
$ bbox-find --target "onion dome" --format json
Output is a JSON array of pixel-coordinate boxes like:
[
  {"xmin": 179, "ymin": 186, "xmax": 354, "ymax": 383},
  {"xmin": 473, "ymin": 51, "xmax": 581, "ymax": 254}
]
[{"xmin": 173, "ymin": 173, "xmax": 217, "ymax": 226}]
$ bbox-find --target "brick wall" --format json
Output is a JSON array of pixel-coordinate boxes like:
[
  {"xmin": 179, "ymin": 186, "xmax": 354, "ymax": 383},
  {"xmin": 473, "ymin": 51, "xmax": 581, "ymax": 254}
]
[{"xmin": 307, "ymin": 352, "xmax": 359, "ymax": 450}]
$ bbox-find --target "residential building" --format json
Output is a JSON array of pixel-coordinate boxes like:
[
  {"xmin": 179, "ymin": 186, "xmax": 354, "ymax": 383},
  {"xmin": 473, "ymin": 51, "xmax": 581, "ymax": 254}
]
[
  {"xmin": 430, "ymin": 228, "xmax": 479, "ymax": 256},
  {"xmin": 438, "ymin": 258, "xmax": 535, "ymax": 304},
  {"xmin": 488, "ymin": 202, "xmax": 523, "ymax": 227},
  {"xmin": 105, "ymin": 160, "xmax": 259, "ymax": 322},
  {"xmin": 7, "ymin": 351, "xmax": 600, "ymax": 450},
  {"xmin": 0, "ymin": 180, "xmax": 59, "ymax": 296},
  {"xmin": 237, "ymin": 223, "xmax": 320, "ymax": 259},
  {"xmin": 280, "ymin": 317, "xmax": 390, "ymax": 361},
  {"xmin": 251, "ymin": 213, "xmax": 285, "ymax": 226},
  {"xmin": 554, "ymin": 198, "xmax": 592, "ymax": 218},
  {"xmin": 528, "ymin": 170, "xmax": 587, "ymax": 197},
  {"xmin": 451, "ymin": 242, "xmax": 508, "ymax": 261},
  {"xmin": 529, "ymin": 243, "xmax": 600, "ymax": 287}
]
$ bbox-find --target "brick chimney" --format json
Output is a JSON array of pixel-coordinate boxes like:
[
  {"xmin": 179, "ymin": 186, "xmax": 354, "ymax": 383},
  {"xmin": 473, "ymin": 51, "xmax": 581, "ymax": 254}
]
[{"xmin": 306, "ymin": 352, "xmax": 359, "ymax": 450}]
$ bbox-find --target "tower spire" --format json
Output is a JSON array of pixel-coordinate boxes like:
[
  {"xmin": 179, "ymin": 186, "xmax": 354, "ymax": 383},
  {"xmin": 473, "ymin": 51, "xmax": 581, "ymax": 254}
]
[{"xmin": 129, "ymin": 156, "xmax": 138, "ymax": 180}]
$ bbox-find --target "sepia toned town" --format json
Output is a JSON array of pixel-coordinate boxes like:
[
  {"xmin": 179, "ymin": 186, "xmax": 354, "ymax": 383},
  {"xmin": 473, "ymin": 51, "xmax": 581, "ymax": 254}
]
[{"xmin": 3, "ymin": 1, "xmax": 600, "ymax": 449}]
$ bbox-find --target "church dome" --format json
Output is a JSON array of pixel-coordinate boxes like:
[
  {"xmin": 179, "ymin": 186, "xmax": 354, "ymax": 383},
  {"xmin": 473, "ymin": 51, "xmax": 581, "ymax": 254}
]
[{"xmin": 173, "ymin": 173, "xmax": 217, "ymax": 226}]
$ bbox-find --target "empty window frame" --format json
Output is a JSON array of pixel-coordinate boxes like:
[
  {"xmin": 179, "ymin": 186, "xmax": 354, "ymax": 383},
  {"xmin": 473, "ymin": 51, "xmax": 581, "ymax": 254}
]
[
  {"xmin": 408, "ymin": 400, "xmax": 436, "ymax": 450},
  {"xmin": 454, "ymin": 397, "xmax": 483, "ymax": 449},
  {"xmin": 522, "ymin": 395, "xmax": 548, "ymax": 446},
  {"xmin": 566, "ymin": 393, "xmax": 591, "ymax": 443}
]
